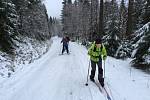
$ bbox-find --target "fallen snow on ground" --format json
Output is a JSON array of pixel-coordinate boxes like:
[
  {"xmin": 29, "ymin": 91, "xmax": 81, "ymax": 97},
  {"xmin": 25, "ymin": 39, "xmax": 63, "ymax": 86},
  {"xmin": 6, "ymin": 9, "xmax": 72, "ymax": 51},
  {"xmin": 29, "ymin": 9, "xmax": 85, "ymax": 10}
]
[{"xmin": 0, "ymin": 37, "xmax": 150, "ymax": 100}]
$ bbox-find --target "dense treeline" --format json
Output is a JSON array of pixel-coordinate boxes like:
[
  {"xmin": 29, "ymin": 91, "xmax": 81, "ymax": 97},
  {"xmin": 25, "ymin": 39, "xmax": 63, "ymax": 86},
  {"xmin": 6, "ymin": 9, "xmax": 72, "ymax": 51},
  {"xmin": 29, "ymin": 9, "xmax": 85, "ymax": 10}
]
[
  {"xmin": 61, "ymin": 0, "xmax": 150, "ymax": 68},
  {"xmin": 0, "ymin": 0, "xmax": 49, "ymax": 54},
  {"xmin": 0, "ymin": 0, "xmax": 63, "ymax": 77},
  {"xmin": 49, "ymin": 16, "xmax": 62, "ymax": 36},
  {"xmin": 0, "ymin": 0, "xmax": 61, "ymax": 55}
]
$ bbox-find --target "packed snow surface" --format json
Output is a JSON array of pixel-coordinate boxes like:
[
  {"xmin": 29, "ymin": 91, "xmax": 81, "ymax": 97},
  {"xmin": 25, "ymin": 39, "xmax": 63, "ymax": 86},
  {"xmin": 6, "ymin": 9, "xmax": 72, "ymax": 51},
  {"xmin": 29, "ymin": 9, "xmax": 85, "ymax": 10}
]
[{"xmin": 0, "ymin": 37, "xmax": 150, "ymax": 100}]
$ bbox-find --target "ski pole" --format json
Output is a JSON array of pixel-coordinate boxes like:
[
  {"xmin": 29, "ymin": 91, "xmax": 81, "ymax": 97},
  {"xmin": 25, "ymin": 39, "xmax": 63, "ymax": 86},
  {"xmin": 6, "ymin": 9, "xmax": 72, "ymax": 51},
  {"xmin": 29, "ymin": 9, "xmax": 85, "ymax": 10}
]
[
  {"xmin": 85, "ymin": 60, "xmax": 90, "ymax": 86},
  {"xmin": 104, "ymin": 60, "xmax": 106, "ymax": 79},
  {"xmin": 59, "ymin": 43, "xmax": 62, "ymax": 55}
]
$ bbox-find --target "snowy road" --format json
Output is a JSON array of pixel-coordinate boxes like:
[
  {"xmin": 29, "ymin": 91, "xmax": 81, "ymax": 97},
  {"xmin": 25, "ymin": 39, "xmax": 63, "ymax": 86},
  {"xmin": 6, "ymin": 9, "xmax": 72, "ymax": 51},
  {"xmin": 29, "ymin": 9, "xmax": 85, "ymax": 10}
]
[
  {"xmin": 0, "ymin": 37, "xmax": 150, "ymax": 100},
  {"xmin": 0, "ymin": 37, "xmax": 105, "ymax": 100}
]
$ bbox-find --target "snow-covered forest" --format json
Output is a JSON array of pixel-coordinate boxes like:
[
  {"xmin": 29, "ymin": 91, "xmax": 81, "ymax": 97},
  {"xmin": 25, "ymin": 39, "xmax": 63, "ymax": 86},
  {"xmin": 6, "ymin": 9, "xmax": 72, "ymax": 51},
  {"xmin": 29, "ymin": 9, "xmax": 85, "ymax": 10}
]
[
  {"xmin": 61, "ymin": 0, "xmax": 150, "ymax": 68},
  {"xmin": 0, "ymin": 0, "xmax": 150, "ymax": 100},
  {"xmin": 0, "ymin": 0, "xmax": 61, "ymax": 77}
]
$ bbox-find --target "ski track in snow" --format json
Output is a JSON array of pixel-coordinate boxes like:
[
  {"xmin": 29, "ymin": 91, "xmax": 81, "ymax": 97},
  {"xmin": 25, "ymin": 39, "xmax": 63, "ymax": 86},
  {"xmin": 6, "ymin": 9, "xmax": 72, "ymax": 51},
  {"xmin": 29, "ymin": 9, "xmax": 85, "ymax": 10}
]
[{"xmin": 0, "ymin": 37, "xmax": 150, "ymax": 100}]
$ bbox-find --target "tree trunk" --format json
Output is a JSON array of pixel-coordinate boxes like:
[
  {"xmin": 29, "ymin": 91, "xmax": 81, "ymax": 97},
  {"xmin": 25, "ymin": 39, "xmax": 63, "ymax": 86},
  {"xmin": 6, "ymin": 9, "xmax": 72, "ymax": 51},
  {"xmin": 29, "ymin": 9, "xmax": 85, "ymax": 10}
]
[
  {"xmin": 126, "ymin": 0, "xmax": 134, "ymax": 39},
  {"xmin": 98, "ymin": 0, "xmax": 104, "ymax": 36}
]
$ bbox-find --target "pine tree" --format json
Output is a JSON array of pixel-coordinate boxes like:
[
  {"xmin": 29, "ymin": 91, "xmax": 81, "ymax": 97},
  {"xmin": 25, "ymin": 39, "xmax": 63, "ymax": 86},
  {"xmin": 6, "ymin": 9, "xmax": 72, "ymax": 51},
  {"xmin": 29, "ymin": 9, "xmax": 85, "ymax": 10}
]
[
  {"xmin": 90, "ymin": 0, "xmax": 99, "ymax": 33},
  {"xmin": 103, "ymin": 0, "xmax": 120, "ymax": 57},
  {"xmin": 76, "ymin": 0, "xmax": 83, "ymax": 38},
  {"xmin": 103, "ymin": 19, "xmax": 121, "ymax": 57},
  {"xmin": 142, "ymin": 0, "xmax": 150, "ymax": 25},
  {"xmin": 131, "ymin": 22, "xmax": 150, "ymax": 67},
  {"xmin": 119, "ymin": 0, "xmax": 127, "ymax": 39},
  {"xmin": 82, "ymin": 0, "xmax": 90, "ymax": 41},
  {"xmin": 103, "ymin": 1, "xmax": 112, "ymax": 35},
  {"xmin": 61, "ymin": 0, "xmax": 73, "ymax": 36},
  {"xmin": 72, "ymin": 0, "xmax": 79, "ymax": 38},
  {"xmin": 61, "ymin": 0, "xmax": 66, "ymax": 33},
  {"xmin": 117, "ymin": 0, "xmax": 129, "ymax": 58},
  {"xmin": 77, "ymin": 0, "xmax": 90, "ymax": 42},
  {"xmin": 0, "ymin": 0, "xmax": 18, "ymax": 54},
  {"xmin": 132, "ymin": 0, "xmax": 144, "ymax": 30}
]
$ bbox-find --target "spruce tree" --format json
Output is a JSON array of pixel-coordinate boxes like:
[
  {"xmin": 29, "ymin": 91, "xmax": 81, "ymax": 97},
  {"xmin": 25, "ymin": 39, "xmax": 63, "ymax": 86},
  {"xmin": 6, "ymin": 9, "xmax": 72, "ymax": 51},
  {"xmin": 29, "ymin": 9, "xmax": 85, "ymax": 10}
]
[
  {"xmin": 0, "ymin": 0, "xmax": 18, "ymax": 54},
  {"xmin": 132, "ymin": 22, "xmax": 150, "ymax": 67},
  {"xmin": 132, "ymin": 0, "xmax": 144, "ymax": 30},
  {"xmin": 142, "ymin": 0, "xmax": 150, "ymax": 25},
  {"xmin": 103, "ymin": 0, "xmax": 120, "ymax": 57},
  {"xmin": 119, "ymin": 0, "xmax": 127, "ymax": 39}
]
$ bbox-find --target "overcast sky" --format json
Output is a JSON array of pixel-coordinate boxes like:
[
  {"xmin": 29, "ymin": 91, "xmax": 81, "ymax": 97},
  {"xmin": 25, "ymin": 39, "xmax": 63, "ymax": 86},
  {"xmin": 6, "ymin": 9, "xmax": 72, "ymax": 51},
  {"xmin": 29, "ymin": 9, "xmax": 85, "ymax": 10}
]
[{"xmin": 44, "ymin": 0, "xmax": 63, "ymax": 18}]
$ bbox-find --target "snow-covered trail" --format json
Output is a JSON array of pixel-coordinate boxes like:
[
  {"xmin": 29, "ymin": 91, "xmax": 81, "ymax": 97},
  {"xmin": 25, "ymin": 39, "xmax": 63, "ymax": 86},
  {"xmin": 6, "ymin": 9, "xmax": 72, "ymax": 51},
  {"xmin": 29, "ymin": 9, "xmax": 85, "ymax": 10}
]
[
  {"xmin": 0, "ymin": 37, "xmax": 150, "ymax": 100},
  {"xmin": 0, "ymin": 37, "xmax": 105, "ymax": 100}
]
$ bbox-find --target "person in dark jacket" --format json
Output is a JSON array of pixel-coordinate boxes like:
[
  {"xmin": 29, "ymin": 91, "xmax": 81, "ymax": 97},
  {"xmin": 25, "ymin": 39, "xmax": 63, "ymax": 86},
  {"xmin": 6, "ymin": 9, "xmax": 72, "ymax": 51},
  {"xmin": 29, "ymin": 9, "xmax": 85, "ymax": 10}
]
[
  {"xmin": 61, "ymin": 36, "xmax": 70, "ymax": 54},
  {"xmin": 88, "ymin": 38, "xmax": 107, "ymax": 87}
]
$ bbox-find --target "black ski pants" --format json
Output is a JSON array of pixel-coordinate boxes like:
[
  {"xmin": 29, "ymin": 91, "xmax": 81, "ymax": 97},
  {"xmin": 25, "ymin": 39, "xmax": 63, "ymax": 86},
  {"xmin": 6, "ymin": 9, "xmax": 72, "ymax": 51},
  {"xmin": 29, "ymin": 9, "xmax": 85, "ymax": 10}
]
[
  {"xmin": 90, "ymin": 59, "xmax": 104, "ymax": 82},
  {"xmin": 62, "ymin": 45, "xmax": 69, "ymax": 54}
]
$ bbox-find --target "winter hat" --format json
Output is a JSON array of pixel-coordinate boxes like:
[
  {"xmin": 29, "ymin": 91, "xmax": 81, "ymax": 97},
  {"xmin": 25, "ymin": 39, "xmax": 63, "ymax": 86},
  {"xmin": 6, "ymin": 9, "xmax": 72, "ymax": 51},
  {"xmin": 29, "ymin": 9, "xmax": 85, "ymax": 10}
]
[{"xmin": 95, "ymin": 38, "xmax": 102, "ymax": 44}]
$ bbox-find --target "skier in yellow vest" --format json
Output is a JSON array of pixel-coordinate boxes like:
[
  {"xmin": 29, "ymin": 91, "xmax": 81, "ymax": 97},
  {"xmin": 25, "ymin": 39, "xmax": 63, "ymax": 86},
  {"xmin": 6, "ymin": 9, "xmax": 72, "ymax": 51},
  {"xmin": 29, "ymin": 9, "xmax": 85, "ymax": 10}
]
[{"xmin": 88, "ymin": 38, "xmax": 107, "ymax": 87}]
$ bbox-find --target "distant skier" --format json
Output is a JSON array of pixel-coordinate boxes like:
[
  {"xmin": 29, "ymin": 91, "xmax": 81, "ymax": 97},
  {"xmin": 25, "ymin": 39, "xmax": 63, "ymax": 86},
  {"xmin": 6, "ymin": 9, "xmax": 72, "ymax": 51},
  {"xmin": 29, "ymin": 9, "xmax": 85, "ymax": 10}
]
[
  {"xmin": 88, "ymin": 38, "xmax": 107, "ymax": 87},
  {"xmin": 61, "ymin": 36, "xmax": 70, "ymax": 54}
]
